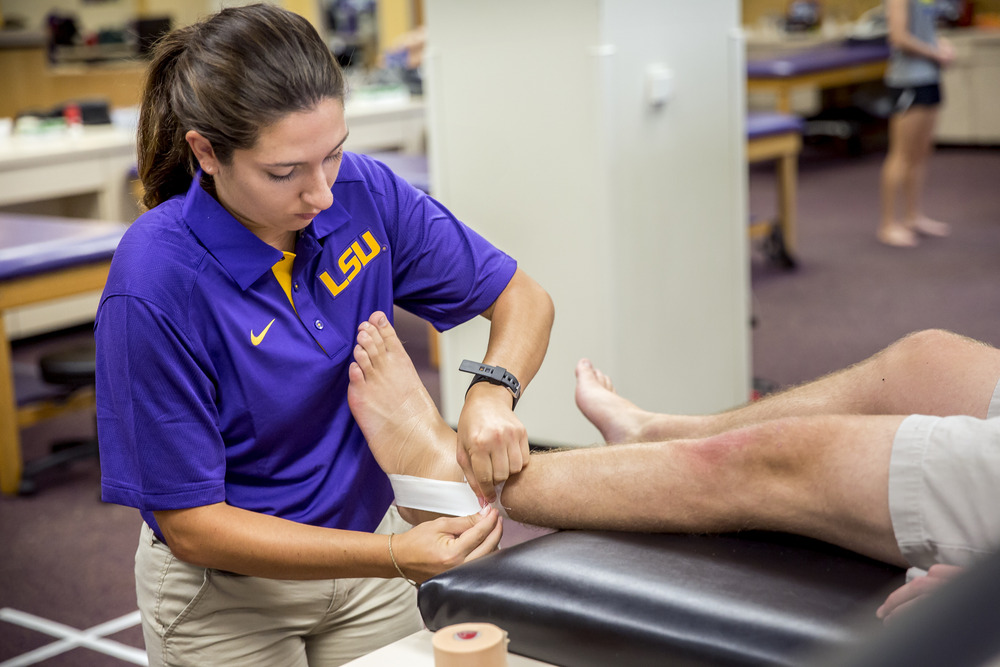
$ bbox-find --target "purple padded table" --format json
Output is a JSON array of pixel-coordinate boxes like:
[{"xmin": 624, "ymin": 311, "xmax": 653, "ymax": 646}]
[
  {"xmin": 0, "ymin": 213, "xmax": 126, "ymax": 495},
  {"xmin": 747, "ymin": 112, "xmax": 805, "ymax": 268},
  {"xmin": 747, "ymin": 41, "xmax": 890, "ymax": 114}
]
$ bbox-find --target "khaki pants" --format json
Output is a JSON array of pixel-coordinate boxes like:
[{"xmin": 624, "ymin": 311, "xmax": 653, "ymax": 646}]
[{"xmin": 134, "ymin": 507, "xmax": 422, "ymax": 666}]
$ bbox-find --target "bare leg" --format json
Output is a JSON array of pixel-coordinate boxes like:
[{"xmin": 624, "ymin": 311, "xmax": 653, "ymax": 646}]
[
  {"xmin": 503, "ymin": 414, "xmax": 908, "ymax": 566},
  {"xmin": 584, "ymin": 330, "xmax": 1000, "ymax": 443},
  {"xmin": 879, "ymin": 113, "xmax": 920, "ymax": 247},
  {"xmin": 903, "ymin": 106, "xmax": 950, "ymax": 238},
  {"xmin": 349, "ymin": 315, "xmax": 930, "ymax": 566},
  {"xmin": 879, "ymin": 107, "xmax": 950, "ymax": 246}
]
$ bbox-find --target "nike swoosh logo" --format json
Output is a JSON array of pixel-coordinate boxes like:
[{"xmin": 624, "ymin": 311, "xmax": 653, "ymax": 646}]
[{"xmin": 250, "ymin": 318, "xmax": 276, "ymax": 346}]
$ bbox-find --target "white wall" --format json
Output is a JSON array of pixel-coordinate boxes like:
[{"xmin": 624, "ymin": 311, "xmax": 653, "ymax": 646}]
[{"xmin": 426, "ymin": 0, "xmax": 750, "ymax": 447}]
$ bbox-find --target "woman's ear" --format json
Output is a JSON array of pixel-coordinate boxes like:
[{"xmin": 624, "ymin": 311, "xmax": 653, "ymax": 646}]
[{"xmin": 185, "ymin": 130, "xmax": 219, "ymax": 175}]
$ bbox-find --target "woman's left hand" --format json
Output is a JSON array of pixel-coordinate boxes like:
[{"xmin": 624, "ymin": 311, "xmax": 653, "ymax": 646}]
[{"xmin": 456, "ymin": 381, "xmax": 530, "ymax": 504}]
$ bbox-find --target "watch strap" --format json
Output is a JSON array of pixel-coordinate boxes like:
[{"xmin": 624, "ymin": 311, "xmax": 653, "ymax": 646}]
[{"xmin": 459, "ymin": 359, "xmax": 521, "ymax": 409}]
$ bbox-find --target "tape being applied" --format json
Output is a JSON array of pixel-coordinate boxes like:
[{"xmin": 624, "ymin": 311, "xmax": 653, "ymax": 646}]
[
  {"xmin": 388, "ymin": 474, "xmax": 482, "ymax": 516},
  {"xmin": 388, "ymin": 475, "xmax": 509, "ymax": 518}
]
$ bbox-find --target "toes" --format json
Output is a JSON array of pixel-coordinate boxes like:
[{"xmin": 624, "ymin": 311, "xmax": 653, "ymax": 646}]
[
  {"xmin": 576, "ymin": 358, "xmax": 615, "ymax": 393},
  {"xmin": 356, "ymin": 323, "xmax": 387, "ymax": 360},
  {"xmin": 353, "ymin": 344, "xmax": 373, "ymax": 373},
  {"xmin": 348, "ymin": 360, "xmax": 366, "ymax": 385},
  {"xmin": 595, "ymin": 369, "xmax": 614, "ymax": 392},
  {"xmin": 372, "ymin": 311, "xmax": 402, "ymax": 352}
]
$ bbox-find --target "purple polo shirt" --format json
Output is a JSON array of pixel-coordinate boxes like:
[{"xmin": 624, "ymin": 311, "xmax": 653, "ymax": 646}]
[{"xmin": 96, "ymin": 152, "xmax": 516, "ymax": 542}]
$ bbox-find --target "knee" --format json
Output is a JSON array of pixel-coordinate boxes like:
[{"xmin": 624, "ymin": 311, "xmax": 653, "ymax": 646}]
[{"xmin": 891, "ymin": 329, "xmax": 969, "ymax": 362}]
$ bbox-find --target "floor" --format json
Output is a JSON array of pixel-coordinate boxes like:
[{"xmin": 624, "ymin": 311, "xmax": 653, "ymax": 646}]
[{"xmin": 2, "ymin": 140, "xmax": 999, "ymax": 666}]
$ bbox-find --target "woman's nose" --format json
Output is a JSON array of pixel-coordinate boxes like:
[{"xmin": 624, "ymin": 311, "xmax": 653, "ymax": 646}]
[{"xmin": 302, "ymin": 168, "xmax": 334, "ymax": 210}]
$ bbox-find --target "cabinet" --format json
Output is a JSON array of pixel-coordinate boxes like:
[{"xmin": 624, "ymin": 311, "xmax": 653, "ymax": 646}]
[
  {"xmin": 937, "ymin": 29, "xmax": 1000, "ymax": 145},
  {"xmin": 426, "ymin": 0, "xmax": 751, "ymax": 447}
]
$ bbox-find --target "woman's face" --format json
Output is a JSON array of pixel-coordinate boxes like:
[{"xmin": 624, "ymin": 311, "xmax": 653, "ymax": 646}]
[{"xmin": 211, "ymin": 97, "xmax": 348, "ymax": 251}]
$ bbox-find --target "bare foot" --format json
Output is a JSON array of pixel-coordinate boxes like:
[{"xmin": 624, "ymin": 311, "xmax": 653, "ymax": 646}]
[
  {"xmin": 877, "ymin": 224, "xmax": 919, "ymax": 248},
  {"xmin": 574, "ymin": 359, "xmax": 656, "ymax": 443},
  {"xmin": 574, "ymin": 359, "xmax": 713, "ymax": 443},
  {"xmin": 348, "ymin": 311, "xmax": 462, "ymax": 484},
  {"xmin": 912, "ymin": 216, "xmax": 951, "ymax": 238}
]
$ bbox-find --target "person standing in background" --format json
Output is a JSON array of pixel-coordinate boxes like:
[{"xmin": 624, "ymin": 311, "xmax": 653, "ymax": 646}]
[{"xmin": 878, "ymin": 0, "xmax": 955, "ymax": 247}]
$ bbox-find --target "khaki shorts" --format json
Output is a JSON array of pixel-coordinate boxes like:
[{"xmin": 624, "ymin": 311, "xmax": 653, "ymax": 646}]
[
  {"xmin": 889, "ymin": 378, "xmax": 1000, "ymax": 569},
  {"xmin": 134, "ymin": 506, "xmax": 422, "ymax": 667}
]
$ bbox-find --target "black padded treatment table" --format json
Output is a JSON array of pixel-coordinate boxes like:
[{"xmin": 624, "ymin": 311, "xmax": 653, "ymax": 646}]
[{"xmin": 418, "ymin": 529, "xmax": 905, "ymax": 667}]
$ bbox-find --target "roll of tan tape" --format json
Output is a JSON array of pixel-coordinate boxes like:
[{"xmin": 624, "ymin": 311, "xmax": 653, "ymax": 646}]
[{"xmin": 432, "ymin": 623, "xmax": 508, "ymax": 667}]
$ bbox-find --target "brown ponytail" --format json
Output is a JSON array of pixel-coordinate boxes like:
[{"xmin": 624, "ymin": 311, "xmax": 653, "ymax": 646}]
[
  {"xmin": 137, "ymin": 25, "xmax": 198, "ymax": 210},
  {"xmin": 137, "ymin": 3, "xmax": 345, "ymax": 210}
]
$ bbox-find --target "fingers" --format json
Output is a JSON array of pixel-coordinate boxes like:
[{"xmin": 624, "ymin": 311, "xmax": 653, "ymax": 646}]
[
  {"xmin": 876, "ymin": 565, "xmax": 964, "ymax": 622},
  {"xmin": 453, "ymin": 507, "xmax": 501, "ymax": 555},
  {"xmin": 464, "ymin": 511, "xmax": 504, "ymax": 561},
  {"xmin": 430, "ymin": 508, "xmax": 501, "ymax": 564},
  {"xmin": 877, "ymin": 579, "xmax": 928, "ymax": 620},
  {"xmin": 470, "ymin": 450, "xmax": 497, "ymax": 503},
  {"xmin": 459, "ymin": 421, "xmax": 530, "ymax": 504},
  {"xmin": 456, "ymin": 448, "xmax": 485, "ymax": 502},
  {"xmin": 396, "ymin": 507, "xmax": 502, "ymax": 584},
  {"xmin": 879, "ymin": 597, "xmax": 922, "ymax": 623}
]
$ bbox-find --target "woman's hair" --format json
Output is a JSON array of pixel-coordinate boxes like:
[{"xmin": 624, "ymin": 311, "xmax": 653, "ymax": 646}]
[{"xmin": 137, "ymin": 3, "xmax": 345, "ymax": 209}]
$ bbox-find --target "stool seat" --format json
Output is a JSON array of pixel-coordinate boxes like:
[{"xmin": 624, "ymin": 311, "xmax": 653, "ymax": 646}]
[
  {"xmin": 19, "ymin": 340, "xmax": 98, "ymax": 495},
  {"xmin": 39, "ymin": 343, "xmax": 97, "ymax": 388}
]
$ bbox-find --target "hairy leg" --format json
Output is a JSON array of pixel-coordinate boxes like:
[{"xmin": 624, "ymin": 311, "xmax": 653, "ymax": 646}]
[
  {"xmin": 502, "ymin": 413, "xmax": 908, "ymax": 566},
  {"xmin": 581, "ymin": 330, "xmax": 1000, "ymax": 443},
  {"xmin": 350, "ymin": 315, "xmax": 922, "ymax": 566}
]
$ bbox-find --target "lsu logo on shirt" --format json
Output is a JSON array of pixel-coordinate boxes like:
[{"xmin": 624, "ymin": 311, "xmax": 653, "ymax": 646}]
[{"xmin": 319, "ymin": 230, "xmax": 384, "ymax": 298}]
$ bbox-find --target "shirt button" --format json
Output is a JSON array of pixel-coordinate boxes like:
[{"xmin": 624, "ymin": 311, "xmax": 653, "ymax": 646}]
[
  {"xmin": 293, "ymin": 282, "xmax": 300, "ymax": 291},
  {"xmin": 314, "ymin": 319, "xmax": 324, "ymax": 330}
]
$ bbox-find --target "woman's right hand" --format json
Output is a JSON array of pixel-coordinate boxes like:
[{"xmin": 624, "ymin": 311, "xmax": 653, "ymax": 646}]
[{"xmin": 392, "ymin": 507, "xmax": 502, "ymax": 583}]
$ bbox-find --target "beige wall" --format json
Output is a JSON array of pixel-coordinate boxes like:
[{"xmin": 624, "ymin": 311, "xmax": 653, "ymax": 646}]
[
  {"xmin": 0, "ymin": 0, "xmax": 303, "ymax": 33},
  {"xmin": 0, "ymin": 0, "xmax": 325, "ymax": 119}
]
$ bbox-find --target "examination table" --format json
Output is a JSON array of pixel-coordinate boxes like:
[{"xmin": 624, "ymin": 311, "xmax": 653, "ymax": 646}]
[{"xmin": 418, "ymin": 529, "xmax": 905, "ymax": 666}]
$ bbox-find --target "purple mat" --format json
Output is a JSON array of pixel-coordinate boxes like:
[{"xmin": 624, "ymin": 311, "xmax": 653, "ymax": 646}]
[
  {"xmin": 0, "ymin": 214, "xmax": 126, "ymax": 281},
  {"xmin": 748, "ymin": 42, "xmax": 890, "ymax": 79},
  {"xmin": 748, "ymin": 112, "xmax": 805, "ymax": 139}
]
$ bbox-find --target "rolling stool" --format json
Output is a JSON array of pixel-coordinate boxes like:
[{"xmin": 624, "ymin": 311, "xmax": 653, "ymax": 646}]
[{"xmin": 19, "ymin": 342, "xmax": 99, "ymax": 495}]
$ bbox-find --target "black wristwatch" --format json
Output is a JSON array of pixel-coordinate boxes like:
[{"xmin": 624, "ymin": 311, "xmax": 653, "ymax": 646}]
[{"xmin": 459, "ymin": 360, "xmax": 521, "ymax": 409}]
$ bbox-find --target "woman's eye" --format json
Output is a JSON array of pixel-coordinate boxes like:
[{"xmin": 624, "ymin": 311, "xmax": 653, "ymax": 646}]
[
  {"xmin": 326, "ymin": 151, "xmax": 344, "ymax": 163},
  {"xmin": 268, "ymin": 171, "xmax": 294, "ymax": 182}
]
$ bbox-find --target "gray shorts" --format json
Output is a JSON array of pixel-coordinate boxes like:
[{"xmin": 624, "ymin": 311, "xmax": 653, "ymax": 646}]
[{"xmin": 889, "ymin": 378, "xmax": 1000, "ymax": 569}]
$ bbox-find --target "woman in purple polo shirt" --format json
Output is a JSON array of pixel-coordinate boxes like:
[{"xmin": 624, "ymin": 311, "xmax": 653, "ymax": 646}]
[{"xmin": 95, "ymin": 4, "xmax": 553, "ymax": 665}]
